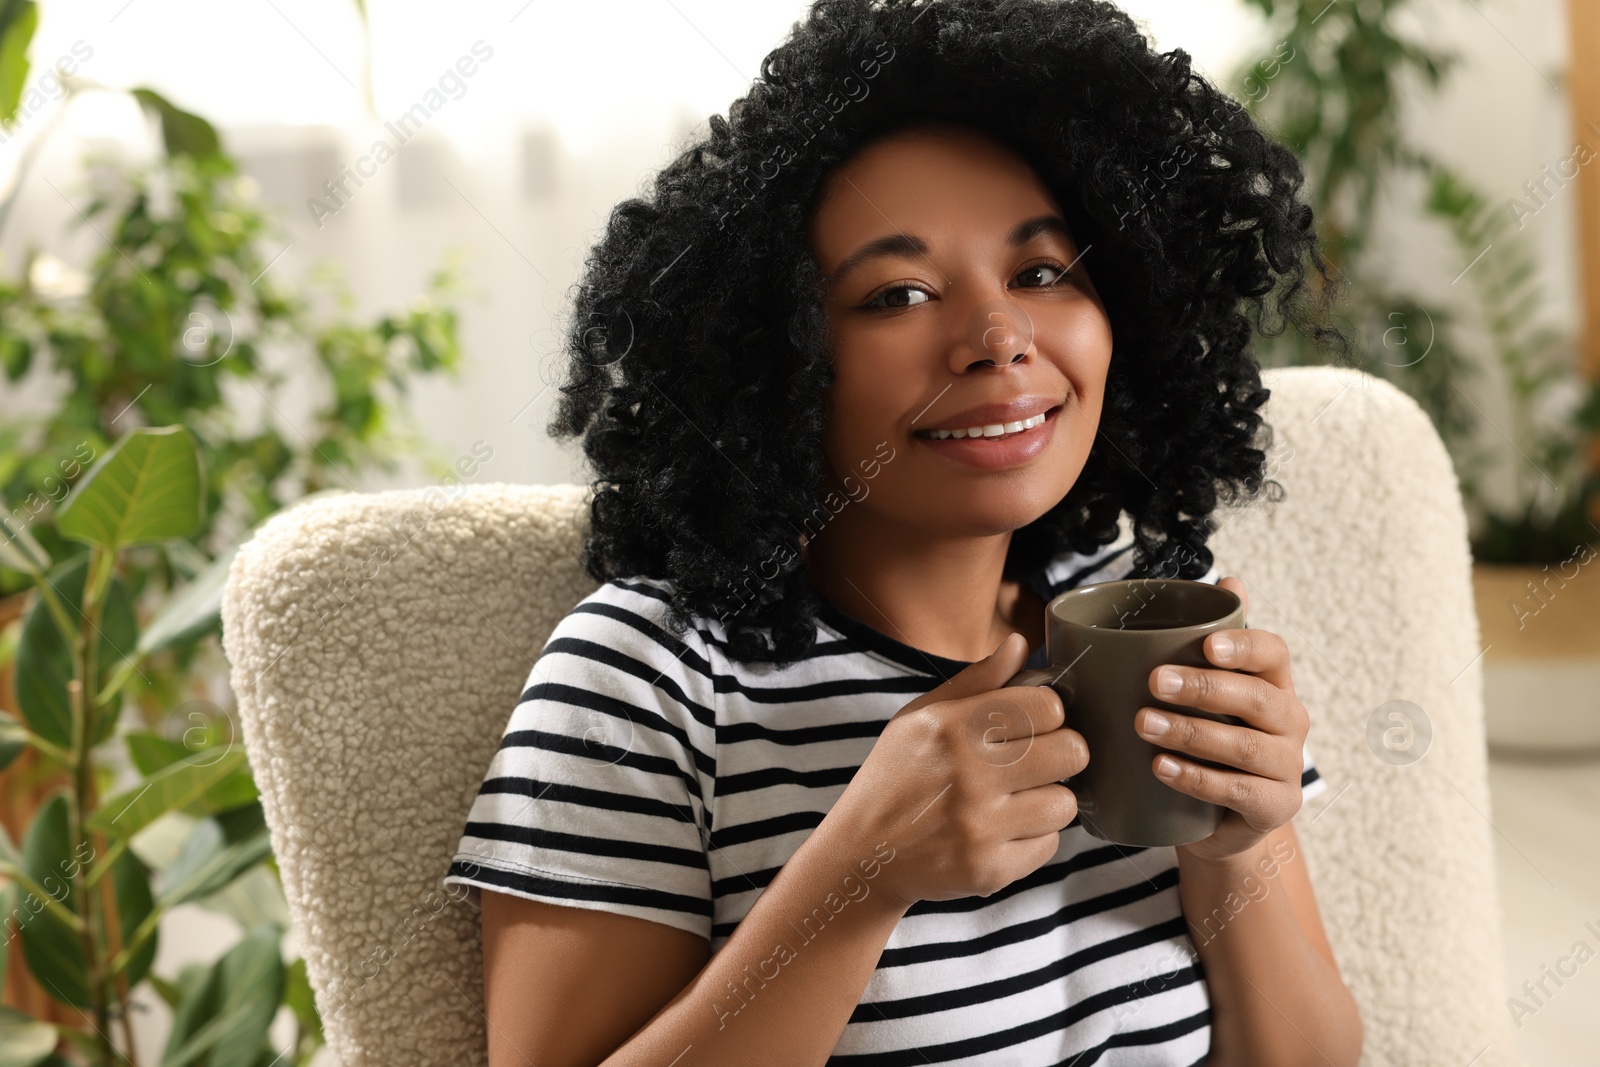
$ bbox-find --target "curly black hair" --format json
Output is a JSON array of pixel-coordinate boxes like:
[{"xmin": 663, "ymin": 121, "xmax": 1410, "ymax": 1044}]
[{"xmin": 546, "ymin": 0, "xmax": 1349, "ymax": 667}]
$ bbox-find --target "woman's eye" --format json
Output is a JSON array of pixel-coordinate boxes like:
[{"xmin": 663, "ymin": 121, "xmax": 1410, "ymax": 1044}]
[
  {"xmin": 862, "ymin": 285, "xmax": 931, "ymax": 311},
  {"xmin": 860, "ymin": 261, "xmax": 1072, "ymax": 311},
  {"xmin": 1015, "ymin": 261, "xmax": 1070, "ymax": 288}
]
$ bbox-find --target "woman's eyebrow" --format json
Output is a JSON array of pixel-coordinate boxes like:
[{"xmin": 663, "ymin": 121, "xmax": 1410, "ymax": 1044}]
[{"xmin": 823, "ymin": 214, "xmax": 1074, "ymax": 288}]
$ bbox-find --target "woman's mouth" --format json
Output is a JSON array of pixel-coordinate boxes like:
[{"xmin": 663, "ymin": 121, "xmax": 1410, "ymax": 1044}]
[
  {"xmin": 913, "ymin": 405, "xmax": 1059, "ymax": 442},
  {"xmin": 911, "ymin": 403, "xmax": 1064, "ymax": 471}
]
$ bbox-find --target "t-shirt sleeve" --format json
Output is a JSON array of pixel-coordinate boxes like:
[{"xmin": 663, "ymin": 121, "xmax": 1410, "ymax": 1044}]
[
  {"xmin": 444, "ymin": 582, "xmax": 716, "ymax": 942},
  {"xmin": 1299, "ymin": 742, "xmax": 1328, "ymax": 802}
]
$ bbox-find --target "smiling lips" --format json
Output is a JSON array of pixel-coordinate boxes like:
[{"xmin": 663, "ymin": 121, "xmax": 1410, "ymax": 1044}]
[
  {"xmin": 911, "ymin": 402, "xmax": 1063, "ymax": 470},
  {"xmin": 913, "ymin": 410, "xmax": 1050, "ymax": 441}
]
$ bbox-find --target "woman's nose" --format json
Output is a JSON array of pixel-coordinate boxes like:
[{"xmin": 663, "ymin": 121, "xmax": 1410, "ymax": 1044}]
[
  {"xmin": 948, "ymin": 295, "xmax": 1036, "ymax": 373},
  {"xmin": 974, "ymin": 351, "xmax": 1026, "ymax": 368}
]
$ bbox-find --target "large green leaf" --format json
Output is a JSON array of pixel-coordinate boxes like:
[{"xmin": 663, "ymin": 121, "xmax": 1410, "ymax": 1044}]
[
  {"xmin": 0, "ymin": 0, "xmax": 37, "ymax": 129},
  {"xmin": 57, "ymin": 427, "xmax": 205, "ymax": 551},
  {"xmin": 0, "ymin": 1006, "xmax": 58, "ymax": 1067},
  {"xmin": 12, "ymin": 558, "xmax": 139, "ymax": 750},
  {"xmin": 87, "ymin": 746, "xmax": 248, "ymax": 838},
  {"xmin": 159, "ymin": 806, "xmax": 272, "ymax": 908},
  {"xmin": 124, "ymin": 731, "xmax": 259, "ymax": 816},
  {"xmin": 159, "ymin": 923, "xmax": 285, "ymax": 1067}
]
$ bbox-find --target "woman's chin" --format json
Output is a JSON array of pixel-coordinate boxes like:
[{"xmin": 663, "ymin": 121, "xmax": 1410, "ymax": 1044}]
[{"xmin": 918, "ymin": 502, "xmax": 1064, "ymax": 539}]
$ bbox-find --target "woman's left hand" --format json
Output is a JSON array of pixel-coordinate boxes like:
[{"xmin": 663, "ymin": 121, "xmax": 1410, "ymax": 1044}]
[{"xmin": 1136, "ymin": 575, "xmax": 1309, "ymax": 866}]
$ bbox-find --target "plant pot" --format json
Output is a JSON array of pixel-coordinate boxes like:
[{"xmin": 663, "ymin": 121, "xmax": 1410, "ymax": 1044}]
[{"xmin": 1472, "ymin": 556, "xmax": 1600, "ymax": 755}]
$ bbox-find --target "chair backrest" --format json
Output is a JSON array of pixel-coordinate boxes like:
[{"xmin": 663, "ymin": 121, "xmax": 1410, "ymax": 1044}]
[{"xmin": 221, "ymin": 365, "xmax": 1528, "ymax": 1067}]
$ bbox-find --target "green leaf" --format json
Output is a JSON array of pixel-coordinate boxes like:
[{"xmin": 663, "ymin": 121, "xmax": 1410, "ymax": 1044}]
[
  {"xmin": 159, "ymin": 922, "xmax": 285, "ymax": 1067},
  {"xmin": 13, "ymin": 557, "xmax": 139, "ymax": 750},
  {"xmin": 125, "ymin": 733, "xmax": 262, "ymax": 816},
  {"xmin": 146, "ymin": 971, "xmax": 187, "ymax": 1010},
  {"xmin": 109, "ymin": 846, "xmax": 159, "ymax": 988},
  {"xmin": 87, "ymin": 746, "xmax": 248, "ymax": 837},
  {"xmin": 192, "ymin": 767, "xmax": 260, "ymax": 815},
  {"xmin": 57, "ymin": 427, "xmax": 205, "ymax": 551},
  {"xmin": 138, "ymin": 541, "xmax": 241, "ymax": 656},
  {"xmin": 0, "ymin": 0, "xmax": 38, "ymax": 129},
  {"xmin": 0, "ymin": 505, "xmax": 52, "ymax": 577},
  {"xmin": 214, "ymin": 800, "xmax": 267, "ymax": 840},
  {"xmin": 0, "ymin": 710, "xmax": 26, "ymax": 771},
  {"xmin": 195, "ymin": 864, "xmax": 289, "ymax": 931},
  {"xmin": 159, "ymin": 809, "xmax": 272, "ymax": 908},
  {"xmin": 16, "ymin": 793, "xmax": 159, "ymax": 1003},
  {"xmin": 0, "ymin": 1006, "xmax": 58, "ymax": 1067},
  {"xmin": 126, "ymin": 730, "xmax": 195, "ymax": 775},
  {"xmin": 18, "ymin": 795, "xmax": 91, "ymax": 1007},
  {"xmin": 129, "ymin": 88, "xmax": 222, "ymax": 161}
]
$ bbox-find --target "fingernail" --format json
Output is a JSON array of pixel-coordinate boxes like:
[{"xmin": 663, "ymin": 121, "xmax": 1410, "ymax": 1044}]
[
  {"xmin": 1142, "ymin": 710, "xmax": 1170, "ymax": 737},
  {"xmin": 1211, "ymin": 634, "xmax": 1234, "ymax": 659},
  {"xmin": 1155, "ymin": 754, "xmax": 1180, "ymax": 778},
  {"xmin": 1155, "ymin": 666, "xmax": 1183, "ymax": 698}
]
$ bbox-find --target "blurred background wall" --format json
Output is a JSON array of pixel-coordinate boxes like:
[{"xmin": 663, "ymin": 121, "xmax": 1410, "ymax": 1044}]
[{"xmin": 4, "ymin": 0, "xmax": 1577, "ymax": 495}]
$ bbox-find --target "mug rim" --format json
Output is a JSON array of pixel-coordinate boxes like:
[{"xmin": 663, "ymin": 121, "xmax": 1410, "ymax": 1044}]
[{"xmin": 1045, "ymin": 577, "xmax": 1240, "ymax": 633}]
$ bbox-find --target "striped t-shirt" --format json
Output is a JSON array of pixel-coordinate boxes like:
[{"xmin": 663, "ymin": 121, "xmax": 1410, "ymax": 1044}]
[{"xmin": 445, "ymin": 526, "xmax": 1327, "ymax": 1065}]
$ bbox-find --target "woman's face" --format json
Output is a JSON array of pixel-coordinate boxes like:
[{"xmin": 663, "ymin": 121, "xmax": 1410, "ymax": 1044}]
[{"xmin": 808, "ymin": 125, "xmax": 1114, "ymax": 540}]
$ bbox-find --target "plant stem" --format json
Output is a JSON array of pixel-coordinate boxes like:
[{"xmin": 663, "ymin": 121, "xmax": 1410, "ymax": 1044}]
[
  {"xmin": 98, "ymin": 862, "xmax": 143, "ymax": 1067},
  {"xmin": 72, "ymin": 545, "xmax": 117, "ymax": 1066},
  {"xmin": 0, "ymin": 861, "xmax": 88, "ymax": 930},
  {"xmin": 23, "ymin": 729, "xmax": 76, "ymax": 768},
  {"xmin": 68, "ymin": 678, "xmax": 114, "ymax": 1066}
]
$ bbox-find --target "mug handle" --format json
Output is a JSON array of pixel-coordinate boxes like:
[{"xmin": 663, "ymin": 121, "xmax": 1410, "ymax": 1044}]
[{"xmin": 1001, "ymin": 666, "xmax": 1092, "ymax": 812}]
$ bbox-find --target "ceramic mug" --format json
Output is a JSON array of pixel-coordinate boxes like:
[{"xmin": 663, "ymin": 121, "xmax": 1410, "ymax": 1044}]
[{"xmin": 1003, "ymin": 578, "xmax": 1246, "ymax": 847}]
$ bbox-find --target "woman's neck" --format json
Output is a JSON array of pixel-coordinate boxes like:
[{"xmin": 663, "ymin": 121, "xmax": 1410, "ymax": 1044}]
[{"xmin": 801, "ymin": 515, "xmax": 1046, "ymax": 664}]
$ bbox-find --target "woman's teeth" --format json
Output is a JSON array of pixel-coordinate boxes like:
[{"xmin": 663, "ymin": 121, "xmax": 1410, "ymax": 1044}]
[{"xmin": 918, "ymin": 411, "xmax": 1048, "ymax": 441}]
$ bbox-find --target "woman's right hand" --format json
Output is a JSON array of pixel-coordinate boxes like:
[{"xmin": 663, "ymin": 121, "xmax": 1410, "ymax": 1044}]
[{"xmin": 826, "ymin": 632, "xmax": 1088, "ymax": 911}]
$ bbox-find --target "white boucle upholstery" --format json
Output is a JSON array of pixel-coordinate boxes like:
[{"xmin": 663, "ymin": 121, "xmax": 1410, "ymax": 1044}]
[{"xmin": 220, "ymin": 365, "xmax": 1528, "ymax": 1066}]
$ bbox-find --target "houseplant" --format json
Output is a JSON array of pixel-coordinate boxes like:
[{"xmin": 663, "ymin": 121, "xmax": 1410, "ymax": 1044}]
[
  {"xmin": 1234, "ymin": 0, "xmax": 1600, "ymax": 751},
  {"xmin": 0, "ymin": 64, "xmax": 470, "ymax": 1067}
]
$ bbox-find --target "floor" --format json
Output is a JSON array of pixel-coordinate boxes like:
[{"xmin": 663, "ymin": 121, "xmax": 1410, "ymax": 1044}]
[{"xmin": 1486, "ymin": 750, "xmax": 1600, "ymax": 1066}]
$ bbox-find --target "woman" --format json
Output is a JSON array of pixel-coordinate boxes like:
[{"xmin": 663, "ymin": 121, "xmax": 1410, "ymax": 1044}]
[{"xmin": 445, "ymin": 1, "xmax": 1361, "ymax": 1064}]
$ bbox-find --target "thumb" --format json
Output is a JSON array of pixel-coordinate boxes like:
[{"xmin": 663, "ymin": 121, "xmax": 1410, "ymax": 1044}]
[
  {"xmin": 894, "ymin": 631, "xmax": 1030, "ymax": 719},
  {"xmin": 1218, "ymin": 575, "xmax": 1248, "ymax": 622}
]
